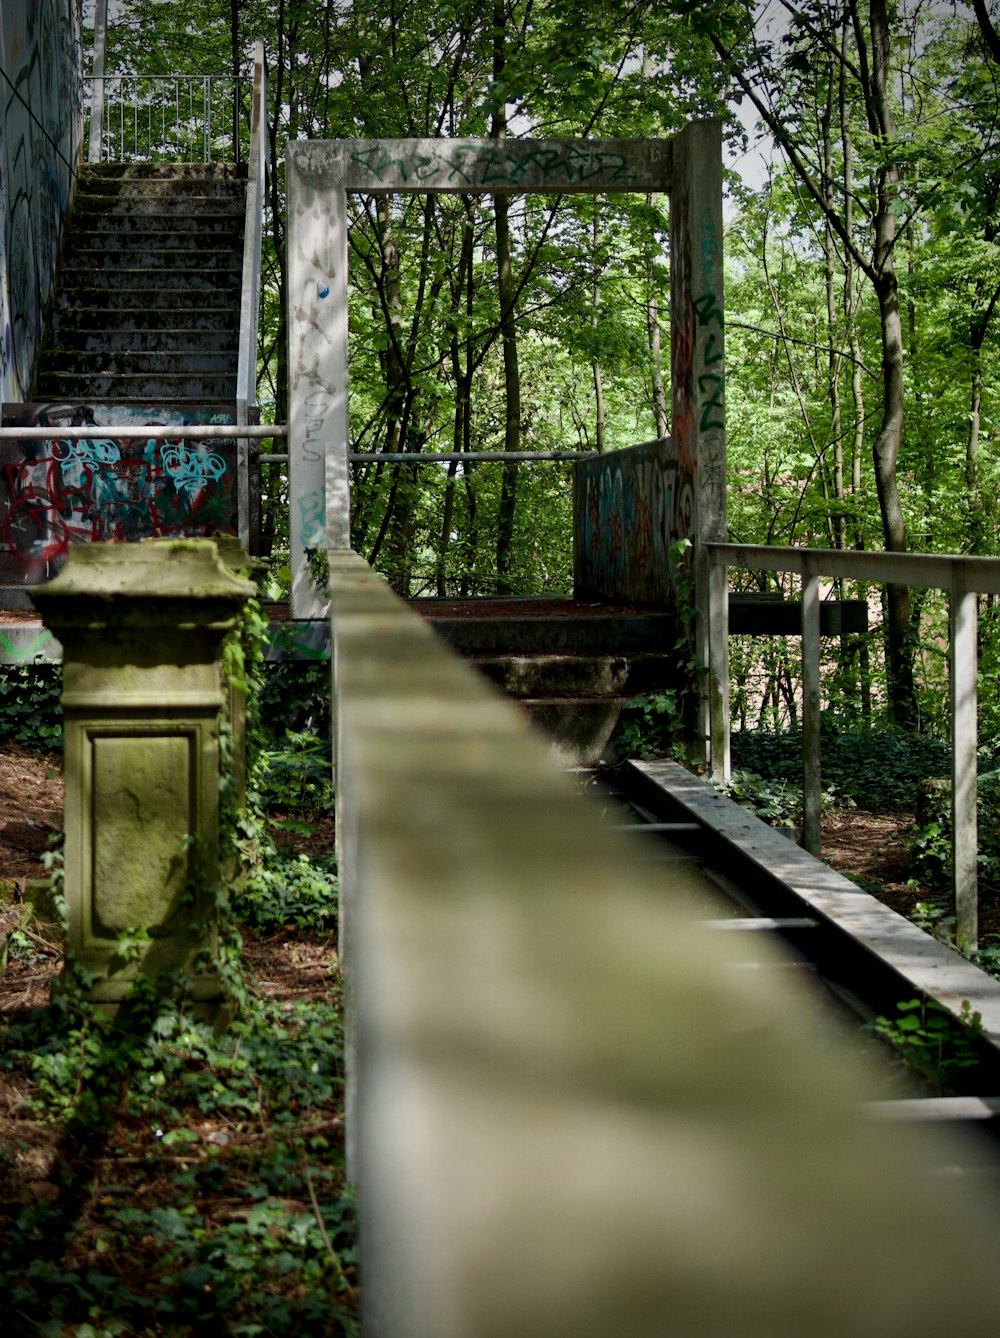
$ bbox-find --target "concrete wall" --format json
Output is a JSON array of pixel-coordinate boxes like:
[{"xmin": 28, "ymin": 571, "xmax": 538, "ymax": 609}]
[
  {"xmin": 332, "ymin": 546, "xmax": 1000, "ymax": 1337},
  {"xmin": 573, "ymin": 435, "xmax": 687, "ymax": 604},
  {"xmin": 0, "ymin": 0, "xmax": 82, "ymax": 402},
  {"xmin": 0, "ymin": 403, "xmax": 240, "ymax": 588}
]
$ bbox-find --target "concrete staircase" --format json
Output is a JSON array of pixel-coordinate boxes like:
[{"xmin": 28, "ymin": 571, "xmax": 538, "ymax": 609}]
[
  {"xmin": 411, "ymin": 598, "xmax": 685, "ymax": 765},
  {"xmin": 35, "ymin": 163, "xmax": 245, "ymax": 407}
]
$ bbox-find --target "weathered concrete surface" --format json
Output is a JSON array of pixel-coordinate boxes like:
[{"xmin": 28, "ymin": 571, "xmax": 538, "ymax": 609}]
[
  {"xmin": 286, "ymin": 138, "xmax": 673, "ymax": 196},
  {"xmin": 414, "ymin": 599, "xmax": 677, "ymax": 655},
  {"xmin": 469, "ymin": 651, "xmax": 680, "ymax": 697},
  {"xmin": 32, "ymin": 539, "xmax": 253, "ymax": 1006},
  {"xmin": 331, "ymin": 547, "xmax": 1000, "ymax": 1338},
  {"xmin": 411, "ymin": 601, "xmax": 683, "ymax": 762}
]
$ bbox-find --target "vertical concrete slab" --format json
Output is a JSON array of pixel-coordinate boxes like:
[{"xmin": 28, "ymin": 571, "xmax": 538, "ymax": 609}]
[{"xmin": 287, "ymin": 145, "xmax": 351, "ymax": 618}]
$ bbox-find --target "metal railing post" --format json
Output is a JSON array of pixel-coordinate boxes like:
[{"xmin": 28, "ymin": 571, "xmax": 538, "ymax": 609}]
[
  {"xmin": 236, "ymin": 41, "xmax": 268, "ymax": 550},
  {"xmin": 203, "ymin": 76, "xmax": 211, "ymax": 162},
  {"xmin": 708, "ymin": 552, "xmax": 730, "ymax": 785},
  {"xmin": 952, "ymin": 572, "xmax": 979, "ymax": 950},
  {"xmin": 801, "ymin": 559, "xmax": 822, "ymax": 855}
]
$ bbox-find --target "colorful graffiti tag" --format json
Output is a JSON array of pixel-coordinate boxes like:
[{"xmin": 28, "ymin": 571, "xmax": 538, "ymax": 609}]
[
  {"xmin": 0, "ymin": 403, "xmax": 239, "ymax": 586},
  {"xmin": 573, "ymin": 437, "xmax": 693, "ymax": 606}
]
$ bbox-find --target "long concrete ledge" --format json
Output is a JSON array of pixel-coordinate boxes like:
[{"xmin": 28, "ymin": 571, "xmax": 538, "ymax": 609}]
[
  {"xmin": 330, "ymin": 548, "xmax": 1000, "ymax": 1337},
  {"xmin": 630, "ymin": 759, "xmax": 1000, "ymax": 1063}
]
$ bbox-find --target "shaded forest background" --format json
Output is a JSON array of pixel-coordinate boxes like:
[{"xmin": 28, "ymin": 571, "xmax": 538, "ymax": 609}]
[{"xmin": 92, "ymin": 0, "xmax": 1000, "ymax": 735}]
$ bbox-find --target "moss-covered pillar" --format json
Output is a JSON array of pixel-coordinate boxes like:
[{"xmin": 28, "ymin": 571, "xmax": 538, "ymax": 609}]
[
  {"xmin": 213, "ymin": 535, "xmax": 265, "ymax": 820},
  {"xmin": 32, "ymin": 540, "xmax": 254, "ymax": 1010}
]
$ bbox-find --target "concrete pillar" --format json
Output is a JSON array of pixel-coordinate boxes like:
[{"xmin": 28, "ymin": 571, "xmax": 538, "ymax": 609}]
[{"xmin": 33, "ymin": 539, "xmax": 254, "ymax": 1010}]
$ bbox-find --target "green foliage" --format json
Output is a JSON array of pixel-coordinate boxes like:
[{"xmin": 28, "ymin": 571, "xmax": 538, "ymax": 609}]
[
  {"xmin": 0, "ymin": 665, "xmax": 62, "ymax": 751},
  {"xmin": 233, "ymin": 853, "xmax": 337, "ymax": 936},
  {"xmin": 730, "ymin": 730, "xmax": 951, "ymax": 813},
  {"xmin": 725, "ymin": 768, "xmax": 803, "ymax": 828},
  {"xmin": 903, "ymin": 766, "xmax": 1000, "ymax": 899},
  {"xmin": 0, "ymin": 976, "xmax": 357, "ymax": 1333},
  {"xmin": 258, "ymin": 663, "xmax": 331, "ymax": 742},
  {"xmin": 871, "ymin": 998, "xmax": 984, "ymax": 1096},
  {"xmin": 254, "ymin": 730, "xmax": 332, "ymax": 816},
  {"xmin": 616, "ymin": 689, "xmax": 685, "ymax": 761}
]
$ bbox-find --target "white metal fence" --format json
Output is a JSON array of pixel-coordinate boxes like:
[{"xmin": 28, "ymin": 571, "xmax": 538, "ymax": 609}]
[{"xmin": 84, "ymin": 73, "xmax": 242, "ymax": 164}]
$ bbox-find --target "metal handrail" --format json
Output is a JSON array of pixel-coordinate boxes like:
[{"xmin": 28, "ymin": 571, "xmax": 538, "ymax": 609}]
[
  {"xmin": 705, "ymin": 540, "xmax": 1000, "ymax": 951},
  {"xmin": 236, "ymin": 40, "xmax": 269, "ymax": 548},
  {"xmin": 0, "ymin": 425, "xmax": 284, "ymax": 440}
]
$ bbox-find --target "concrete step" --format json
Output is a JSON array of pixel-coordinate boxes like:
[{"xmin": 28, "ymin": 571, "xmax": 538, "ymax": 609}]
[
  {"xmin": 471, "ymin": 652, "xmax": 681, "ymax": 697},
  {"xmin": 56, "ymin": 266, "xmax": 241, "ymax": 292},
  {"xmin": 74, "ymin": 180, "xmax": 244, "ymax": 202},
  {"xmin": 37, "ymin": 350, "xmax": 237, "ymax": 377},
  {"xmin": 80, "ymin": 162, "xmax": 246, "ymax": 182},
  {"xmin": 49, "ymin": 307, "xmax": 239, "ymax": 337},
  {"xmin": 48, "ymin": 327, "xmax": 239, "ymax": 354},
  {"xmin": 76, "ymin": 168, "xmax": 245, "ymax": 195},
  {"xmin": 34, "ymin": 371, "xmax": 237, "ymax": 400},
  {"xmin": 52, "ymin": 288, "xmax": 237, "ymax": 315},
  {"xmin": 70, "ymin": 203, "xmax": 245, "ymax": 228},
  {"xmin": 74, "ymin": 227, "xmax": 244, "ymax": 251},
  {"xmin": 521, "ymin": 697, "xmax": 635, "ymax": 767},
  {"xmin": 416, "ymin": 602, "xmax": 677, "ymax": 655},
  {"xmin": 3, "ymin": 400, "xmax": 238, "ymax": 423},
  {"xmin": 64, "ymin": 247, "xmax": 242, "ymax": 272}
]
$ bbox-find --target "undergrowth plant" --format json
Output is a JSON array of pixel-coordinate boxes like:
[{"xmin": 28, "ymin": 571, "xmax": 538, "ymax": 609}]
[
  {"xmin": 0, "ymin": 977, "xmax": 357, "ymax": 1335},
  {"xmin": 870, "ymin": 998, "xmax": 984, "ymax": 1096},
  {"xmin": 0, "ymin": 665, "xmax": 62, "ymax": 750},
  {"xmin": 730, "ymin": 728, "xmax": 951, "ymax": 813}
]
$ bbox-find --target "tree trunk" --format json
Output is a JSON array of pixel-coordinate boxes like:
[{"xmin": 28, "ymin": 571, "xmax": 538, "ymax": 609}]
[
  {"xmin": 491, "ymin": 3, "xmax": 521, "ymax": 594},
  {"xmin": 868, "ymin": 0, "xmax": 917, "ymax": 730}
]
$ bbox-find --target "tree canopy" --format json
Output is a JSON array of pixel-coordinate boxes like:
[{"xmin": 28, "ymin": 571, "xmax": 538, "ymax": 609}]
[{"xmin": 87, "ymin": 0, "xmax": 1000, "ymax": 729}]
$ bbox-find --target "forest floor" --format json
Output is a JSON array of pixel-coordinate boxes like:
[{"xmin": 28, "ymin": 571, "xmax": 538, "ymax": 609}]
[
  {"xmin": 0, "ymin": 742, "xmax": 340, "ymax": 1013},
  {"xmin": 0, "ymin": 744, "xmax": 356, "ymax": 1334}
]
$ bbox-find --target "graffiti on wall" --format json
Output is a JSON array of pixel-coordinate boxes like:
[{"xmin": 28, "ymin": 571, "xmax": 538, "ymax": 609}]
[
  {"xmin": 573, "ymin": 437, "xmax": 693, "ymax": 606},
  {"xmin": 1, "ymin": 0, "xmax": 82, "ymax": 400},
  {"xmin": 0, "ymin": 403, "xmax": 239, "ymax": 586}
]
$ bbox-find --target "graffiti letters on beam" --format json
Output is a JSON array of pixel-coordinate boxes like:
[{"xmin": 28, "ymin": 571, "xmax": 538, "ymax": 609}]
[{"xmin": 0, "ymin": 404, "xmax": 238, "ymax": 586}]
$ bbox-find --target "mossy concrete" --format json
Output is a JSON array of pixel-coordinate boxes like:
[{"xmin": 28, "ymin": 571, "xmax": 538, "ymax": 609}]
[{"xmin": 32, "ymin": 539, "xmax": 253, "ymax": 1008}]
